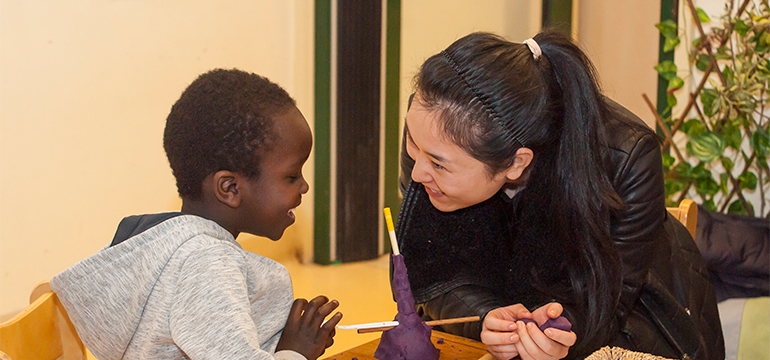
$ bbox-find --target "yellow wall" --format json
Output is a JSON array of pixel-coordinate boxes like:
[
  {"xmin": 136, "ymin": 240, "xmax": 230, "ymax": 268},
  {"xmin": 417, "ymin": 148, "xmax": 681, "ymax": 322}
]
[
  {"xmin": 576, "ymin": 1, "xmax": 661, "ymax": 128},
  {"xmin": 400, "ymin": 0, "xmax": 541, "ymax": 130},
  {"xmin": 0, "ymin": 0, "xmax": 315, "ymax": 316}
]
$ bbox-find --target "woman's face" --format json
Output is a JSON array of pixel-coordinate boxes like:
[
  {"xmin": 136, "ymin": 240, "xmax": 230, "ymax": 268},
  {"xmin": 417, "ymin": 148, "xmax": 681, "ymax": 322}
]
[{"xmin": 405, "ymin": 98, "xmax": 512, "ymax": 212}]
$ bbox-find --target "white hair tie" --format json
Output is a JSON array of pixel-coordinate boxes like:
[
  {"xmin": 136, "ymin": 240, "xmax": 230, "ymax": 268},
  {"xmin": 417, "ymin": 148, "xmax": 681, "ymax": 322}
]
[{"xmin": 523, "ymin": 38, "xmax": 542, "ymax": 60}]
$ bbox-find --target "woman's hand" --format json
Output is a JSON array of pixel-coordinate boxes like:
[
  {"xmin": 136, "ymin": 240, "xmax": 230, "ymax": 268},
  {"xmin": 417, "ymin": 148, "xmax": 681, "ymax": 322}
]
[
  {"xmin": 481, "ymin": 303, "xmax": 530, "ymax": 359},
  {"xmin": 481, "ymin": 303, "xmax": 576, "ymax": 360},
  {"xmin": 275, "ymin": 296, "xmax": 343, "ymax": 360}
]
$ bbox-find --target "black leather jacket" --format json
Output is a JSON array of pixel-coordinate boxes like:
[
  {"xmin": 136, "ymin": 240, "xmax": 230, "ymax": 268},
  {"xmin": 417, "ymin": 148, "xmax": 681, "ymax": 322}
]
[{"xmin": 395, "ymin": 100, "xmax": 724, "ymax": 359}]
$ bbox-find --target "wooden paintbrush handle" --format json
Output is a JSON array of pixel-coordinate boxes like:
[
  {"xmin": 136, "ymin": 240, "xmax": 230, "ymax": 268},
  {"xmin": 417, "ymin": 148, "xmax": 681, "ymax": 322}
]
[{"xmin": 357, "ymin": 316, "xmax": 481, "ymax": 334}]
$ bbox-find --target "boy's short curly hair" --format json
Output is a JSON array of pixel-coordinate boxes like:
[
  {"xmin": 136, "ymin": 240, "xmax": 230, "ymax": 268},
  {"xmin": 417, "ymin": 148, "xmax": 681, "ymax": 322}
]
[{"xmin": 163, "ymin": 68, "xmax": 296, "ymax": 199}]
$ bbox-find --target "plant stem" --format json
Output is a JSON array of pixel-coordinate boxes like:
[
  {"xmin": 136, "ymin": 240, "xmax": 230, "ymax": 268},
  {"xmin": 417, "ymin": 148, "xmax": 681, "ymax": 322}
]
[
  {"xmin": 670, "ymin": 0, "xmax": 752, "ymax": 138},
  {"xmin": 686, "ymin": 0, "xmax": 728, "ymax": 87},
  {"xmin": 645, "ymin": 93, "xmax": 687, "ymax": 163},
  {"xmin": 677, "ymin": 181, "xmax": 693, "ymax": 204},
  {"xmin": 730, "ymin": 176, "xmax": 755, "ymax": 216}
]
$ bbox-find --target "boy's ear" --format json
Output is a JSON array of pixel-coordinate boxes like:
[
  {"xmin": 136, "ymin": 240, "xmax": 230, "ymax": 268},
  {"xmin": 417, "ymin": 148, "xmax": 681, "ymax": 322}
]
[
  {"xmin": 212, "ymin": 170, "xmax": 241, "ymax": 208},
  {"xmin": 503, "ymin": 147, "xmax": 533, "ymax": 182}
]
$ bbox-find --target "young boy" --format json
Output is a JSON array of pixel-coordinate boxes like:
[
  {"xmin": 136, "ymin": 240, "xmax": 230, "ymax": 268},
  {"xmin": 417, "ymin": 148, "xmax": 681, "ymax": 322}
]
[{"xmin": 51, "ymin": 69, "xmax": 341, "ymax": 360}]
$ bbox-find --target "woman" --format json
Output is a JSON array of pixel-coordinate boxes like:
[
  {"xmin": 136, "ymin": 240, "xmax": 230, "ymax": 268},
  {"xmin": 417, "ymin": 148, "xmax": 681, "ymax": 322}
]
[{"xmin": 395, "ymin": 30, "xmax": 724, "ymax": 360}]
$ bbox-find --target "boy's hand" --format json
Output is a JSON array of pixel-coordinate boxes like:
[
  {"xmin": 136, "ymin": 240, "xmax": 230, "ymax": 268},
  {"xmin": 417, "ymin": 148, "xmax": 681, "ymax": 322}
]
[{"xmin": 276, "ymin": 296, "xmax": 342, "ymax": 360}]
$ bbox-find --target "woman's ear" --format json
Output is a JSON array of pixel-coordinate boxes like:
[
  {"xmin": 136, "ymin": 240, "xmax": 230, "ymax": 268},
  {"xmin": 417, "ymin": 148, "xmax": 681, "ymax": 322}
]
[
  {"xmin": 212, "ymin": 170, "xmax": 241, "ymax": 208},
  {"xmin": 504, "ymin": 147, "xmax": 534, "ymax": 182}
]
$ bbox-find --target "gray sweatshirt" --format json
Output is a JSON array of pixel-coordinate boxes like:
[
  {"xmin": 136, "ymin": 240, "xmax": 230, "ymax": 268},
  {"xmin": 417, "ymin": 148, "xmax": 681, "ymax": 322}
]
[{"xmin": 51, "ymin": 214, "xmax": 305, "ymax": 360}]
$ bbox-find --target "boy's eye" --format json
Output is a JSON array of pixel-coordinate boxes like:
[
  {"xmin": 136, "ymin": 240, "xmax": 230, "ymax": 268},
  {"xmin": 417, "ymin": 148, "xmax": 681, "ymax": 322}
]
[{"xmin": 432, "ymin": 162, "xmax": 446, "ymax": 171}]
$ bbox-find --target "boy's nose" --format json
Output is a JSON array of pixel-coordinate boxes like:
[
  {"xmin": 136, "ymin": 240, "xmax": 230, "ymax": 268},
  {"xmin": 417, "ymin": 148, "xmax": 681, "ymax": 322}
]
[{"xmin": 299, "ymin": 177, "xmax": 309, "ymax": 194}]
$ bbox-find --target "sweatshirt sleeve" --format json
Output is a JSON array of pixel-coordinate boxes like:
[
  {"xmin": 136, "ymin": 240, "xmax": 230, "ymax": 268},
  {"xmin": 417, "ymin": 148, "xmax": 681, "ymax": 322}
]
[{"xmin": 168, "ymin": 245, "xmax": 302, "ymax": 360}]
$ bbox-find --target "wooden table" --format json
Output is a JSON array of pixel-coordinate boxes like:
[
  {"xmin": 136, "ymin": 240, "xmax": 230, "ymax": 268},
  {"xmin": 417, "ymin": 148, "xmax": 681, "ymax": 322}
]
[{"xmin": 322, "ymin": 330, "xmax": 492, "ymax": 360}]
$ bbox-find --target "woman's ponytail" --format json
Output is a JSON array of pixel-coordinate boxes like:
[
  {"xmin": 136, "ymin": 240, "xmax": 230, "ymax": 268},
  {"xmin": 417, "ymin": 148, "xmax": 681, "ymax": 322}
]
[{"xmin": 533, "ymin": 29, "xmax": 623, "ymax": 349}]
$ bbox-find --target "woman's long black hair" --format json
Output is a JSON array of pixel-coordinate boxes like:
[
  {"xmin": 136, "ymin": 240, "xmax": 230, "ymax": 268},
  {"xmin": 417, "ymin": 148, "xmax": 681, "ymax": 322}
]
[{"xmin": 414, "ymin": 29, "xmax": 626, "ymax": 350}]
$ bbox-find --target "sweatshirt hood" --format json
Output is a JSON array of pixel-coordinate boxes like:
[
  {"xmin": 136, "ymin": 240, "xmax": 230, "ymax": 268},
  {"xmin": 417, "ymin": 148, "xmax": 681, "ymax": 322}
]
[{"xmin": 50, "ymin": 213, "xmax": 234, "ymax": 359}]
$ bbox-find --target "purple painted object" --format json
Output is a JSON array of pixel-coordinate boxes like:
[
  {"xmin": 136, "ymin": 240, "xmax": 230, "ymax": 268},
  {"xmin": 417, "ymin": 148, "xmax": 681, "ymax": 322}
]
[
  {"xmin": 374, "ymin": 255, "xmax": 440, "ymax": 360},
  {"xmin": 519, "ymin": 316, "xmax": 572, "ymax": 332}
]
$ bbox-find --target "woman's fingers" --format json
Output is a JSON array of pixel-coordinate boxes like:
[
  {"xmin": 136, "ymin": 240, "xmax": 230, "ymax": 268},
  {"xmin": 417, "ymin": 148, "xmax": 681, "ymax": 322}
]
[
  {"xmin": 481, "ymin": 327, "xmax": 519, "ymax": 345},
  {"xmin": 532, "ymin": 302, "xmax": 563, "ymax": 324},
  {"xmin": 515, "ymin": 321, "xmax": 546, "ymax": 360},
  {"xmin": 483, "ymin": 316, "xmax": 517, "ymax": 332},
  {"xmin": 487, "ymin": 344, "xmax": 519, "ymax": 360},
  {"xmin": 514, "ymin": 320, "xmax": 573, "ymax": 360},
  {"xmin": 544, "ymin": 326, "xmax": 576, "ymax": 347}
]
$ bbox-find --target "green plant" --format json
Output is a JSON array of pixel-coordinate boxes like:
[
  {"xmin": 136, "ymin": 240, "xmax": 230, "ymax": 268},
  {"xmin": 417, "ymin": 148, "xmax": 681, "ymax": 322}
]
[{"xmin": 653, "ymin": 0, "xmax": 770, "ymax": 217}]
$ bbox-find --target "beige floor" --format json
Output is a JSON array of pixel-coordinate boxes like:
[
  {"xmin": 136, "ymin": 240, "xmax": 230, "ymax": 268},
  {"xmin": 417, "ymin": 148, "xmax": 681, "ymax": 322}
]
[{"xmin": 81, "ymin": 255, "xmax": 397, "ymax": 359}]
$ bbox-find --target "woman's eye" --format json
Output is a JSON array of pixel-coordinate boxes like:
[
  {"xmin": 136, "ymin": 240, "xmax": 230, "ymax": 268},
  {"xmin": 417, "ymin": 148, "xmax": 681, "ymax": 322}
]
[{"xmin": 432, "ymin": 162, "xmax": 446, "ymax": 171}]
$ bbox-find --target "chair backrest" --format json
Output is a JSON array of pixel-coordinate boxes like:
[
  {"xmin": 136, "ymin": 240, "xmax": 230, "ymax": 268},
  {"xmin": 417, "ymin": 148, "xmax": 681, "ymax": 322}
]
[
  {"xmin": 0, "ymin": 281, "xmax": 86, "ymax": 360},
  {"xmin": 667, "ymin": 199, "xmax": 698, "ymax": 239}
]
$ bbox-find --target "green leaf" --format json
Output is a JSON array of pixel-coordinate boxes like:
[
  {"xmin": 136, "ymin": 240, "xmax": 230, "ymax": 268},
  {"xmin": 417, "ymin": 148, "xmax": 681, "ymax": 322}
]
[
  {"xmin": 667, "ymin": 93, "xmax": 678, "ymax": 108},
  {"xmin": 703, "ymin": 199, "xmax": 717, "ymax": 212},
  {"xmin": 723, "ymin": 66, "xmax": 735, "ymax": 88},
  {"xmin": 695, "ymin": 54, "xmax": 711, "ymax": 72},
  {"xmin": 664, "ymin": 37, "xmax": 681, "ymax": 53},
  {"xmin": 723, "ymin": 125, "xmax": 743, "ymax": 150},
  {"xmin": 662, "ymin": 152, "xmax": 676, "ymax": 168},
  {"xmin": 667, "ymin": 76, "xmax": 684, "ymax": 93},
  {"xmin": 750, "ymin": 128, "xmax": 770, "ymax": 157},
  {"xmin": 681, "ymin": 119, "xmax": 707, "ymax": 137},
  {"xmin": 675, "ymin": 162, "xmax": 694, "ymax": 178},
  {"xmin": 664, "ymin": 179, "xmax": 685, "ymax": 197},
  {"xmin": 687, "ymin": 132, "xmax": 727, "ymax": 163},
  {"xmin": 695, "ymin": 174, "xmax": 720, "ymax": 196},
  {"xmin": 720, "ymin": 173, "xmax": 730, "ymax": 194},
  {"xmin": 656, "ymin": 20, "xmax": 678, "ymax": 40},
  {"xmin": 756, "ymin": 32, "xmax": 770, "ymax": 54},
  {"xmin": 692, "ymin": 37, "xmax": 702, "ymax": 48},
  {"xmin": 727, "ymin": 200, "xmax": 752, "ymax": 215},
  {"xmin": 721, "ymin": 156, "xmax": 734, "ymax": 172},
  {"xmin": 738, "ymin": 171, "xmax": 758, "ymax": 190},
  {"xmin": 695, "ymin": 8, "xmax": 711, "ymax": 23},
  {"xmin": 758, "ymin": 59, "xmax": 770, "ymax": 75},
  {"xmin": 742, "ymin": 150, "xmax": 751, "ymax": 166},
  {"xmin": 734, "ymin": 19, "xmax": 750, "ymax": 37},
  {"xmin": 701, "ymin": 89, "xmax": 718, "ymax": 117},
  {"xmin": 757, "ymin": 154, "xmax": 768, "ymax": 169},
  {"xmin": 716, "ymin": 46, "xmax": 732, "ymax": 59},
  {"xmin": 692, "ymin": 163, "xmax": 710, "ymax": 179},
  {"xmin": 655, "ymin": 61, "xmax": 678, "ymax": 80}
]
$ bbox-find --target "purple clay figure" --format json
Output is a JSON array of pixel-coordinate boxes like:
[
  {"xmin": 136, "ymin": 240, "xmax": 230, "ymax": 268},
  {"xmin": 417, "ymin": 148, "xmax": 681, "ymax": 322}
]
[
  {"xmin": 519, "ymin": 316, "xmax": 572, "ymax": 332},
  {"xmin": 374, "ymin": 254, "xmax": 440, "ymax": 360}
]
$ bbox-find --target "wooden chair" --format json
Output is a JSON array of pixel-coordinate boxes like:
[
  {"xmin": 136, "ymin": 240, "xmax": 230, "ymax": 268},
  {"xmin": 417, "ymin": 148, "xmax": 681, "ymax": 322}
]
[
  {"xmin": 0, "ymin": 281, "xmax": 86, "ymax": 360},
  {"xmin": 667, "ymin": 199, "xmax": 698, "ymax": 239}
]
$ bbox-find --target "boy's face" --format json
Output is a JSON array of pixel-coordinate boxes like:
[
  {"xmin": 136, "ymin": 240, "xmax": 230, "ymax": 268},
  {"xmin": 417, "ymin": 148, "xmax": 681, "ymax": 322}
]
[{"xmin": 239, "ymin": 106, "xmax": 312, "ymax": 240}]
